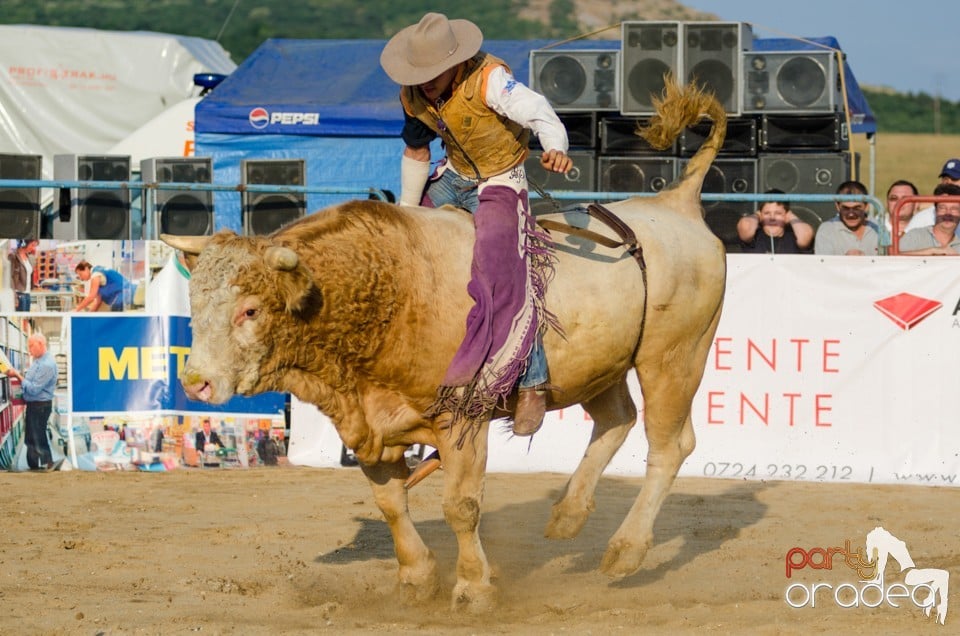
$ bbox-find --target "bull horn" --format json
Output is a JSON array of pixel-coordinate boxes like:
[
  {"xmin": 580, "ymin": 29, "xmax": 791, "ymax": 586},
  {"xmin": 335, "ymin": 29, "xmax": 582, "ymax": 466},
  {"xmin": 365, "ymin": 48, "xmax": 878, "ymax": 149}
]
[
  {"xmin": 265, "ymin": 246, "xmax": 299, "ymax": 271},
  {"xmin": 161, "ymin": 234, "xmax": 212, "ymax": 255}
]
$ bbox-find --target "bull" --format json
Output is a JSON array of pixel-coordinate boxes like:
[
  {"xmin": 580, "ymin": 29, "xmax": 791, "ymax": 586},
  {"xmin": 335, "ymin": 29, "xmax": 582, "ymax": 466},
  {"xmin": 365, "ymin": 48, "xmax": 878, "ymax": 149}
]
[{"xmin": 164, "ymin": 80, "xmax": 726, "ymax": 612}]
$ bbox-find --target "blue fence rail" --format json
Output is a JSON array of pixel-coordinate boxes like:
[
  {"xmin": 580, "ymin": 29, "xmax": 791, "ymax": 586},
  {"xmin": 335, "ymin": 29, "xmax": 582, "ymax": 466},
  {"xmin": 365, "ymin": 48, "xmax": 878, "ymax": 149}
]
[{"xmin": 0, "ymin": 179, "xmax": 884, "ymax": 244}]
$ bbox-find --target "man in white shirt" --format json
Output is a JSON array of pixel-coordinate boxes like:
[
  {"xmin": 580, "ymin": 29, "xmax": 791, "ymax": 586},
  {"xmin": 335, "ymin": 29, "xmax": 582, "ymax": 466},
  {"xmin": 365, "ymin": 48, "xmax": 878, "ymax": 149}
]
[{"xmin": 903, "ymin": 158, "xmax": 960, "ymax": 232}]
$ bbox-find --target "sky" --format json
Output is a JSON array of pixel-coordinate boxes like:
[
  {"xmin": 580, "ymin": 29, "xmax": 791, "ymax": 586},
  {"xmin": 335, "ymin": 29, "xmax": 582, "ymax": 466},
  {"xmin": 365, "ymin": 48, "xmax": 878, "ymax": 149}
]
[{"xmin": 683, "ymin": 0, "xmax": 958, "ymax": 102}]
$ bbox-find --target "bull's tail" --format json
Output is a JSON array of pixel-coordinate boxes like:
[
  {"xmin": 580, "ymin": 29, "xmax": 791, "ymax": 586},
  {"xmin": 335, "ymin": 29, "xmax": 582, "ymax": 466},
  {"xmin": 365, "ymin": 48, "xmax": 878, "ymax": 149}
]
[{"xmin": 635, "ymin": 75, "xmax": 727, "ymax": 219}]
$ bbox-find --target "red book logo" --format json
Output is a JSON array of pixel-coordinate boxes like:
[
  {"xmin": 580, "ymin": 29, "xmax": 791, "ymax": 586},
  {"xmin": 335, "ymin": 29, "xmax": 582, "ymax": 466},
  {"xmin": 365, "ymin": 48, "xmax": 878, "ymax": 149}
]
[{"xmin": 873, "ymin": 293, "xmax": 942, "ymax": 330}]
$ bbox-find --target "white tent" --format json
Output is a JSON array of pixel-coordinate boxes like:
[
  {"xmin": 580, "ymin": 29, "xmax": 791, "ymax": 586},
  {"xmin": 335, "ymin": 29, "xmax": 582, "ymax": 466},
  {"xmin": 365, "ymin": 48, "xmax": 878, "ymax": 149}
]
[
  {"xmin": 107, "ymin": 97, "xmax": 200, "ymax": 168},
  {"xmin": 0, "ymin": 25, "xmax": 235, "ymax": 178}
]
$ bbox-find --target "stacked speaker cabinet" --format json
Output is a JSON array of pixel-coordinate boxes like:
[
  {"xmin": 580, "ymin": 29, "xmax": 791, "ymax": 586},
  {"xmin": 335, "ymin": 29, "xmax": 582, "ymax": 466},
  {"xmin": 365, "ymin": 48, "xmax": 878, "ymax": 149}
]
[
  {"xmin": 524, "ymin": 150, "xmax": 596, "ymax": 215},
  {"xmin": 680, "ymin": 157, "xmax": 757, "ymax": 249},
  {"xmin": 530, "ymin": 112, "xmax": 597, "ymax": 150},
  {"xmin": 682, "ymin": 22, "xmax": 752, "ymax": 115},
  {"xmin": 620, "ymin": 21, "xmax": 681, "ymax": 116},
  {"xmin": 52, "ymin": 154, "xmax": 132, "ymax": 240},
  {"xmin": 759, "ymin": 153, "xmax": 860, "ymax": 227},
  {"xmin": 743, "ymin": 50, "xmax": 841, "ymax": 114},
  {"xmin": 760, "ymin": 113, "xmax": 848, "ymax": 151},
  {"xmin": 529, "ymin": 50, "xmax": 620, "ymax": 112},
  {"xmin": 680, "ymin": 118, "xmax": 758, "ymax": 157},
  {"xmin": 242, "ymin": 159, "xmax": 306, "ymax": 236},
  {"xmin": 598, "ymin": 157, "xmax": 677, "ymax": 194},
  {"xmin": 0, "ymin": 154, "xmax": 42, "ymax": 240},
  {"xmin": 600, "ymin": 117, "xmax": 674, "ymax": 155},
  {"xmin": 141, "ymin": 157, "xmax": 214, "ymax": 238}
]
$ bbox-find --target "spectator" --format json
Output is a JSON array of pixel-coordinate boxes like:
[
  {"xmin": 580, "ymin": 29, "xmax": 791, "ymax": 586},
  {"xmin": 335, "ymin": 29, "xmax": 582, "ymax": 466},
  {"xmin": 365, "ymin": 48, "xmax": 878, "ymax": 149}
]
[
  {"xmin": 5, "ymin": 333, "xmax": 60, "ymax": 471},
  {"xmin": 880, "ymin": 180, "xmax": 919, "ymax": 248},
  {"xmin": 814, "ymin": 180, "xmax": 880, "ymax": 256},
  {"xmin": 899, "ymin": 183, "xmax": 960, "ymax": 255},
  {"xmin": 8, "ymin": 239, "xmax": 39, "ymax": 312},
  {"xmin": 736, "ymin": 189, "xmax": 814, "ymax": 254},
  {"xmin": 73, "ymin": 260, "xmax": 132, "ymax": 312},
  {"xmin": 903, "ymin": 159, "xmax": 960, "ymax": 232}
]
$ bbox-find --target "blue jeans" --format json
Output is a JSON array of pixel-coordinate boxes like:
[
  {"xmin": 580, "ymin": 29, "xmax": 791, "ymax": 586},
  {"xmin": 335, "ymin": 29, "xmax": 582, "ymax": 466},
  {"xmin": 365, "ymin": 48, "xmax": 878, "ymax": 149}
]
[
  {"xmin": 423, "ymin": 163, "xmax": 480, "ymax": 211},
  {"xmin": 428, "ymin": 165, "xmax": 548, "ymax": 389}
]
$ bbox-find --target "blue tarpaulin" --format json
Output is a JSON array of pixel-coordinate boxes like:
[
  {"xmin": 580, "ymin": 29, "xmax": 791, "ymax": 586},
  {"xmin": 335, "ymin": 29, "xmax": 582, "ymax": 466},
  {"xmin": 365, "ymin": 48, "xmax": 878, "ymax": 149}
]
[{"xmin": 196, "ymin": 36, "xmax": 875, "ymax": 231}]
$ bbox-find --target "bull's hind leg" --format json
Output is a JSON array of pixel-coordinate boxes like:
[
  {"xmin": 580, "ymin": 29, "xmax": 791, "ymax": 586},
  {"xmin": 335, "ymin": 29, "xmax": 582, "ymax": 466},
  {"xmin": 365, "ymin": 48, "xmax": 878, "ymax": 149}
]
[
  {"xmin": 545, "ymin": 377, "xmax": 637, "ymax": 539},
  {"xmin": 599, "ymin": 346, "xmax": 704, "ymax": 578},
  {"xmin": 433, "ymin": 415, "xmax": 496, "ymax": 613},
  {"xmin": 360, "ymin": 459, "xmax": 439, "ymax": 601}
]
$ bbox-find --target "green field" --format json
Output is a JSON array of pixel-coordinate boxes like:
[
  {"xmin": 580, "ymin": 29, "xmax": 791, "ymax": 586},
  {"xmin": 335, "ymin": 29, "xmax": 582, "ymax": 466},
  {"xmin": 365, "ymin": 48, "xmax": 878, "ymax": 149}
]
[{"xmin": 862, "ymin": 132, "xmax": 960, "ymax": 198}]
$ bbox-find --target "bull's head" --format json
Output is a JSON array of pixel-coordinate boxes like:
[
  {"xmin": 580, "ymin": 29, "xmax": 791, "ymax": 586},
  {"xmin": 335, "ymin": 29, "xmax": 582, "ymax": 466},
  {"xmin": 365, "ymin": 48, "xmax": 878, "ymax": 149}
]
[{"xmin": 161, "ymin": 232, "xmax": 318, "ymax": 403}]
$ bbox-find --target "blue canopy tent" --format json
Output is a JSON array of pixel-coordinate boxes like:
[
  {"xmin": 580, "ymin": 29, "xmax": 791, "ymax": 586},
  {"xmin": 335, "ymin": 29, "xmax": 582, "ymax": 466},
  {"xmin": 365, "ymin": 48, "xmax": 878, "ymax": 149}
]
[{"xmin": 196, "ymin": 36, "xmax": 876, "ymax": 232}]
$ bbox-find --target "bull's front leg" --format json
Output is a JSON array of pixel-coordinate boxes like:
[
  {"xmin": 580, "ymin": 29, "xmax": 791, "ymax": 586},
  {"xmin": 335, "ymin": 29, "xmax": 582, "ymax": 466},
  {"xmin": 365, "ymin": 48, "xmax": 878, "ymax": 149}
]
[
  {"xmin": 359, "ymin": 458, "xmax": 439, "ymax": 602},
  {"xmin": 433, "ymin": 415, "xmax": 495, "ymax": 613}
]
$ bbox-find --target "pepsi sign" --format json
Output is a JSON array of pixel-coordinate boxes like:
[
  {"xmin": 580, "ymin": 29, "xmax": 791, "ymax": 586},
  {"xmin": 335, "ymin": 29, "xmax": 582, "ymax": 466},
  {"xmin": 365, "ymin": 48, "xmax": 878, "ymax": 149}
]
[
  {"xmin": 248, "ymin": 107, "xmax": 319, "ymax": 130},
  {"xmin": 248, "ymin": 107, "xmax": 269, "ymax": 129}
]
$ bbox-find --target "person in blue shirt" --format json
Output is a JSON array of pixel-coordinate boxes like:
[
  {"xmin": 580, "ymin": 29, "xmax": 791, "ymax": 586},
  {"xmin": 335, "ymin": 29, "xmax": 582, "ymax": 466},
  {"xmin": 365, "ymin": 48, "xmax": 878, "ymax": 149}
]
[
  {"xmin": 6, "ymin": 333, "xmax": 59, "ymax": 470},
  {"xmin": 73, "ymin": 260, "xmax": 131, "ymax": 312}
]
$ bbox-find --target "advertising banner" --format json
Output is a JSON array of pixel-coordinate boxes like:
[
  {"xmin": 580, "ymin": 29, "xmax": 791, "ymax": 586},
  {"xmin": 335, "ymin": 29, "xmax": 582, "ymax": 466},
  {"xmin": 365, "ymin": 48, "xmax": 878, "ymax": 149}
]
[
  {"xmin": 290, "ymin": 255, "xmax": 960, "ymax": 487},
  {"xmin": 70, "ymin": 314, "xmax": 284, "ymax": 415}
]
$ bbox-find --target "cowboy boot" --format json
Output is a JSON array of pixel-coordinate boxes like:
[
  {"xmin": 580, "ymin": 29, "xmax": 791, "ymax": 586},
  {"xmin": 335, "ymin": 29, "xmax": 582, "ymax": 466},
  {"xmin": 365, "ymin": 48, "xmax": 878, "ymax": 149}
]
[{"xmin": 513, "ymin": 388, "xmax": 547, "ymax": 436}]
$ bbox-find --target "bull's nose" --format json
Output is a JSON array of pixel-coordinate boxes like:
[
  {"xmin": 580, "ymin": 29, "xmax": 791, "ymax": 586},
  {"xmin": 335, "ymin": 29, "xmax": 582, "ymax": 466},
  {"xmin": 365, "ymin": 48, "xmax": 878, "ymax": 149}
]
[{"xmin": 181, "ymin": 376, "xmax": 213, "ymax": 402}]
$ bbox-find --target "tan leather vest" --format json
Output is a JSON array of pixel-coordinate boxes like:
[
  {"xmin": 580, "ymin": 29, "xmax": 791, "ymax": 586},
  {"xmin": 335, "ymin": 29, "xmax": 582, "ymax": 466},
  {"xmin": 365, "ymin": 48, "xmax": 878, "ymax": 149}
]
[{"xmin": 400, "ymin": 53, "xmax": 530, "ymax": 179}]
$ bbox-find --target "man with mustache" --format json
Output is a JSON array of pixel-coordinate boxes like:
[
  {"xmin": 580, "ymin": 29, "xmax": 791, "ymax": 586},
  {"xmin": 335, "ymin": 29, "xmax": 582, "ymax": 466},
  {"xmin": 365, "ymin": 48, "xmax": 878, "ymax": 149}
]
[
  {"xmin": 899, "ymin": 183, "xmax": 960, "ymax": 255},
  {"xmin": 814, "ymin": 180, "xmax": 880, "ymax": 256}
]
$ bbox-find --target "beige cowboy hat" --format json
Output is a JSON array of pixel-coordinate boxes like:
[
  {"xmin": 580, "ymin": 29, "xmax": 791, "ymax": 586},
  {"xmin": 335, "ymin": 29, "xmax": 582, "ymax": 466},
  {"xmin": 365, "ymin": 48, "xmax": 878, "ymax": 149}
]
[{"xmin": 380, "ymin": 13, "xmax": 483, "ymax": 86}]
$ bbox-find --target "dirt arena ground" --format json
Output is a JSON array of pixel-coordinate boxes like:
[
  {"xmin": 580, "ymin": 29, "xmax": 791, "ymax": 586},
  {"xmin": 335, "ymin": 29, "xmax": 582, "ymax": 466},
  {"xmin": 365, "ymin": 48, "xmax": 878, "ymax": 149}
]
[{"xmin": 1, "ymin": 466, "xmax": 956, "ymax": 635}]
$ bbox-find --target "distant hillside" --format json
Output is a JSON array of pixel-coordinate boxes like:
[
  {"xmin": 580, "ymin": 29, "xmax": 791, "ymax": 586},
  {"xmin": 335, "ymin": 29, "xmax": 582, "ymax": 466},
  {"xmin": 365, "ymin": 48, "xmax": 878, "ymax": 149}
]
[{"xmin": 3, "ymin": 0, "xmax": 956, "ymax": 133}]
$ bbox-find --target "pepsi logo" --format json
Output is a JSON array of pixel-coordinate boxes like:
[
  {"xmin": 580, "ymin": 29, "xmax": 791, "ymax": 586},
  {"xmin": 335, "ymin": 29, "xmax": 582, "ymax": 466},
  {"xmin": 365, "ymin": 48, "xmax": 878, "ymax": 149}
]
[{"xmin": 249, "ymin": 107, "xmax": 269, "ymax": 129}]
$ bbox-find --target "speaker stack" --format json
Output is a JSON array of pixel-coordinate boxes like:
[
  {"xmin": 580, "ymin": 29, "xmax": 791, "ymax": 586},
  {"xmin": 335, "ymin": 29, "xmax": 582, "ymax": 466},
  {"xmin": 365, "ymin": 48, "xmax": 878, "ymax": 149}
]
[
  {"xmin": 141, "ymin": 157, "xmax": 214, "ymax": 238},
  {"xmin": 527, "ymin": 26, "xmax": 859, "ymax": 250},
  {"xmin": 0, "ymin": 154, "xmax": 42, "ymax": 240},
  {"xmin": 241, "ymin": 159, "xmax": 306, "ymax": 235},
  {"xmin": 52, "ymin": 154, "xmax": 133, "ymax": 240}
]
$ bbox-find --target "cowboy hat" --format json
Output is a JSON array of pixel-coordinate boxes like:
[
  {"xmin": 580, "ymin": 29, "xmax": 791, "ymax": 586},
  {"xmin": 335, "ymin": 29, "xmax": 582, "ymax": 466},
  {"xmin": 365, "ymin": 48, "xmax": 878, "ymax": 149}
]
[{"xmin": 380, "ymin": 13, "xmax": 483, "ymax": 86}]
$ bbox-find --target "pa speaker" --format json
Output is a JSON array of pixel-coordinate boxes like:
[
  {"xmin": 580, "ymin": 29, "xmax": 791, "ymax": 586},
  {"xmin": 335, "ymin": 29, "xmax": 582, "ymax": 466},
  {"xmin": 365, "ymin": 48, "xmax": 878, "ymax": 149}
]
[
  {"xmin": 524, "ymin": 150, "xmax": 596, "ymax": 215},
  {"xmin": 598, "ymin": 157, "xmax": 677, "ymax": 193},
  {"xmin": 242, "ymin": 159, "xmax": 306, "ymax": 236},
  {"xmin": 680, "ymin": 157, "xmax": 757, "ymax": 247},
  {"xmin": 52, "ymin": 154, "xmax": 131, "ymax": 240},
  {"xmin": 529, "ymin": 50, "xmax": 619, "ymax": 112},
  {"xmin": 141, "ymin": 157, "xmax": 214, "ymax": 237},
  {"xmin": 682, "ymin": 22, "xmax": 752, "ymax": 116},
  {"xmin": 743, "ymin": 51, "xmax": 841, "ymax": 114},
  {"xmin": 0, "ymin": 153, "xmax": 42, "ymax": 239},
  {"xmin": 680, "ymin": 117, "xmax": 758, "ymax": 157},
  {"xmin": 759, "ymin": 153, "xmax": 860, "ymax": 226},
  {"xmin": 760, "ymin": 113, "xmax": 848, "ymax": 151},
  {"xmin": 599, "ymin": 117, "xmax": 674, "ymax": 155},
  {"xmin": 530, "ymin": 112, "xmax": 597, "ymax": 150},
  {"xmin": 620, "ymin": 21, "xmax": 681, "ymax": 116}
]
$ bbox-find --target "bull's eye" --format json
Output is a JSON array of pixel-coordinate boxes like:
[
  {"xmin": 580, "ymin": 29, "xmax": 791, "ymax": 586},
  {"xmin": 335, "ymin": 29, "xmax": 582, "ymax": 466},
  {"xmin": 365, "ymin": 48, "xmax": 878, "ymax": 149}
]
[{"xmin": 245, "ymin": 308, "xmax": 258, "ymax": 319}]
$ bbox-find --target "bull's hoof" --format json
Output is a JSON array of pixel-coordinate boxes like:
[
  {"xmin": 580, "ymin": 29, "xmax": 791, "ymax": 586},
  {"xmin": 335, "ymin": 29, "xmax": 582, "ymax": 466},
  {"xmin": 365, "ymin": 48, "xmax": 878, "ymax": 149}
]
[
  {"xmin": 451, "ymin": 580, "xmax": 498, "ymax": 614},
  {"xmin": 599, "ymin": 537, "xmax": 650, "ymax": 579},
  {"xmin": 398, "ymin": 560, "xmax": 440, "ymax": 603},
  {"xmin": 544, "ymin": 498, "xmax": 594, "ymax": 539}
]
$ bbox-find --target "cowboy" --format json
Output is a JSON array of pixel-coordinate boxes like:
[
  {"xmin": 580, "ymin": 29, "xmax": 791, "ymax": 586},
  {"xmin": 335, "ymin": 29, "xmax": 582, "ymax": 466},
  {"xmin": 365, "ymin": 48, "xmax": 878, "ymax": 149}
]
[{"xmin": 380, "ymin": 13, "xmax": 572, "ymax": 436}]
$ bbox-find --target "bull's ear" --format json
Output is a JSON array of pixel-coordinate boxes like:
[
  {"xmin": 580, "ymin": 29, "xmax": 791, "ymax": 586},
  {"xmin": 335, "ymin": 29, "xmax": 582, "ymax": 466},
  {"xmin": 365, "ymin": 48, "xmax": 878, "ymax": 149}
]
[
  {"xmin": 265, "ymin": 246, "xmax": 317, "ymax": 314},
  {"xmin": 161, "ymin": 234, "xmax": 212, "ymax": 255}
]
